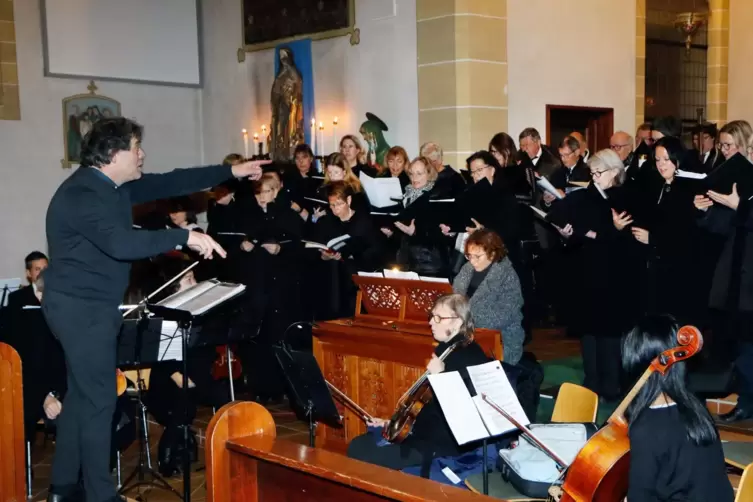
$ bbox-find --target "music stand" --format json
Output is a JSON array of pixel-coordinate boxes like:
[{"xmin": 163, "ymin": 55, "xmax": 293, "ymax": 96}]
[
  {"xmin": 116, "ymin": 312, "xmax": 183, "ymax": 500},
  {"xmin": 274, "ymin": 344, "xmax": 342, "ymax": 447}
]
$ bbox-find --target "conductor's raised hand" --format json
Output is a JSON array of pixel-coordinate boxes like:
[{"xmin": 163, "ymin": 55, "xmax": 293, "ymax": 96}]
[
  {"xmin": 231, "ymin": 159, "xmax": 272, "ymax": 181},
  {"xmin": 187, "ymin": 231, "xmax": 227, "ymax": 260}
]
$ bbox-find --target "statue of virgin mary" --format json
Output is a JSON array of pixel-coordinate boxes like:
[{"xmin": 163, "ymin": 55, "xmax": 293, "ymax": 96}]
[{"xmin": 269, "ymin": 47, "xmax": 304, "ymax": 161}]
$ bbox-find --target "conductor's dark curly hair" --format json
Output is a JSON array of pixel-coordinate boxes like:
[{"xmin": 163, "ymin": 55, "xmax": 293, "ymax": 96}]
[{"xmin": 79, "ymin": 117, "xmax": 143, "ymax": 168}]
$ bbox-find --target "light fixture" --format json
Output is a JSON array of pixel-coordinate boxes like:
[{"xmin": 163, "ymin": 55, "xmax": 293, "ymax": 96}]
[{"xmin": 674, "ymin": 12, "xmax": 708, "ymax": 53}]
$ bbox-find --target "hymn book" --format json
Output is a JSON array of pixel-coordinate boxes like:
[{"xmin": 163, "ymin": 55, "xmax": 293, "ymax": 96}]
[
  {"xmin": 359, "ymin": 173, "xmax": 404, "ymax": 208},
  {"xmin": 427, "ymin": 360, "xmax": 529, "ymax": 445},
  {"xmin": 302, "ymin": 234, "xmax": 351, "ymax": 253}
]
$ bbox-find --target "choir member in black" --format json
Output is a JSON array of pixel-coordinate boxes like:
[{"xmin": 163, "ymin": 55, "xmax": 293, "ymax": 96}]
[
  {"xmin": 378, "ymin": 146, "xmax": 411, "ymax": 188},
  {"xmin": 696, "ymin": 123, "xmax": 724, "ymax": 173},
  {"xmin": 347, "ymin": 293, "xmax": 490, "ymax": 473},
  {"xmin": 206, "ymin": 178, "xmax": 242, "ymax": 281},
  {"xmin": 651, "ymin": 116, "xmax": 704, "ymax": 174},
  {"xmin": 489, "ymin": 132, "xmax": 531, "ymax": 198},
  {"xmin": 284, "ymin": 143, "xmax": 324, "ymax": 218},
  {"xmin": 340, "ymin": 134, "xmax": 376, "ymax": 178},
  {"xmin": 613, "ymin": 136, "xmax": 710, "ymax": 328},
  {"xmin": 166, "ymin": 196, "xmax": 203, "ymax": 232},
  {"xmin": 610, "ymin": 131, "xmax": 635, "ymax": 168},
  {"xmin": 382, "ymin": 157, "xmax": 449, "ymax": 277},
  {"xmin": 420, "ymin": 142, "xmax": 467, "ymax": 197},
  {"xmin": 550, "ymin": 135, "xmax": 591, "ymax": 191},
  {"xmin": 237, "ymin": 172, "xmax": 304, "ymax": 400},
  {"xmin": 313, "ymin": 153, "xmax": 369, "ymax": 218},
  {"xmin": 452, "ymin": 230, "xmax": 525, "ymax": 365},
  {"xmin": 313, "ymin": 181, "xmax": 385, "ymax": 317},
  {"xmin": 623, "ymin": 315, "xmax": 733, "ymax": 501},
  {"xmin": 695, "ymin": 134, "xmax": 753, "ymax": 422},
  {"xmin": 548, "ymin": 149, "xmax": 643, "ymax": 401},
  {"xmin": 718, "ymin": 119, "xmax": 753, "ymax": 163}
]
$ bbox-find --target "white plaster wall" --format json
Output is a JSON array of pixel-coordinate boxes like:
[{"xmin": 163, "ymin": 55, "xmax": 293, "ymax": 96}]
[
  {"xmin": 507, "ymin": 0, "xmax": 638, "ymax": 143},
  {"xmin": 0, "ymin": 0, "xmax": 202, "ymax": 278}
]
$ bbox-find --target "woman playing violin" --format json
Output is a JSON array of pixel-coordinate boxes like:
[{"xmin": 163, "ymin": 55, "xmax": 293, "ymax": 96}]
[
  {"xmin": 623, "ymin": 315, "xmax": 733, "ymax": 501},
  {"xmin": 347, "ymin": 293, "xmax": 490, "ymax": 473}
]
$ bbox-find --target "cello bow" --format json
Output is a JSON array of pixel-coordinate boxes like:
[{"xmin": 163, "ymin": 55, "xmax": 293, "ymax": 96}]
[{"xmin": 325, "ymin": 380, "xmax": 375, "ymax": 423}]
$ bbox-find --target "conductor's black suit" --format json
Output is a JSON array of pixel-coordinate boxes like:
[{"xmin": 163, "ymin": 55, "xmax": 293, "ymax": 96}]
[{"xmin": 43, "ymin": 164, "xmax": 234, "ymax": 502}]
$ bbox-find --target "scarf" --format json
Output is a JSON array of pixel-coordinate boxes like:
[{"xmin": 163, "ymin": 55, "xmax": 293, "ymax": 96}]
[{"xmin": 403, "ymin": 181, "xmax": 435, "ymax": 206}]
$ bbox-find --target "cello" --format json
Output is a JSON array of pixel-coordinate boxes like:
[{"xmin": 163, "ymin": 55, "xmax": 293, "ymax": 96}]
[
  {"xmin": 548, "ymin": 324, "xmax": 704, "ymax": 502},
  {"xmin": 483, "ymin": 325, "xmax": 703, "ymax": 501}
]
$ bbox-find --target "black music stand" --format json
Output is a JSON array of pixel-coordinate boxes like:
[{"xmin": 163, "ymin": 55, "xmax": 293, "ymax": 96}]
[
  {"xmin": 116, "ymin": 312, "xmax": 183, "ymax": 500},
  {"xmin": 273, "ymin": 344, "xmax": 342, "ymax": 447}
]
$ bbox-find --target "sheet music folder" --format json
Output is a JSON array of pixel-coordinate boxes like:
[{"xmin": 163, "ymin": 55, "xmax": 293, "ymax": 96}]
[
  {"xmin": 147, "ymin": 279, "xmax": 246, "ymax": 323},
  {"xmin": 117, "ymin": 318, "xmax": 163, "ymax": 367}
]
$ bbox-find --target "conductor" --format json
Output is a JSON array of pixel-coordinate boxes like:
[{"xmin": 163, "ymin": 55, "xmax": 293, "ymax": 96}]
[{"xmin": 42, "ymin": 117, "xmax": 268, "ymax": 502}]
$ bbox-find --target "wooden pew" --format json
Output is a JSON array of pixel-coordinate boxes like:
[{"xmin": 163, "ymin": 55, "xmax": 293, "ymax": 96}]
[
  {"xmin": 206, "ymin": 401, "xmax": 500, "ymax": 501},
  {"xmin": 0, "ymin": 342, "xmax": 26, "ymax": 502}
]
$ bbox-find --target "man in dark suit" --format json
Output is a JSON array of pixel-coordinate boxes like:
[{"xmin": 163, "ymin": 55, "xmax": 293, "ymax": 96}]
[
  {"xmin": 697, "ymin": 123, "xmax": 724, "ymax": 173},
  {"xmin": 518, "ymin": 127, "xmax": 561, "ymax": 181},
  {"xmin": 42, "ymin": 117, "xmax": 270, "ymax": 502},
  {"xmin": 550, "ymin": 135, "xmax": 591, "ymax": 192}
]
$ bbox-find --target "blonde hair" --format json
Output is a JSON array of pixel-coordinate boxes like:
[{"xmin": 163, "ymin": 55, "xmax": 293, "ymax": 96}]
[
  {"xmin": 420, "ymin": 142, "xmax": 443, "ymax": 165},
  {"xmin": 720, "ymin": 120, "xmax": 753, "ymax": 152},
  {"xmin": 339, "ymin": 134, "xmax": 367, "ymax": 165},
  {"xmin": 253, "ymin": 172, "xmax": 281, "ymax": 194},
  {"xmin": 407, "ymin": 156, "xmax": 439, "ymax": 182},
  {"xmin": 324, "ymin": 152, "xmax": 362, "ymax": 192}
]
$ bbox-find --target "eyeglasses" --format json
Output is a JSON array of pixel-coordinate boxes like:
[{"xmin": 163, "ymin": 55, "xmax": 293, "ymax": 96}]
[
  {"xmin": 610, "ymin": 144, "xmax": 630, "ymax": 150},
  {"xmin": 558, "ymin": 150, "xmax": 576, "ymax": 159},
  {"xmin": 464, "ymin": 252, "xmax": 486, "ymax": 261},
  {"xmin": 720, "ymin": 142, "xmax": 736, "ymax": 151},
  {"xmin": 329, "ymin": 200, "xmax": 346, "ymax": 208},
  {"xmin": 429, "ymin": 314, "xmax": 459, "ymax": 323},
  {"xmin": 470, "ymin": 165, "xmax": 489, "ymax": 176},
  {"xmin": 590, "ymin": 170, "xmax": 609, "ymax": 178}
]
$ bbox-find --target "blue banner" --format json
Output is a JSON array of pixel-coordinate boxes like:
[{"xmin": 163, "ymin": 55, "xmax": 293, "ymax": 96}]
[{"xmin": 274, "ymin": 39, "xmax": 315, "ymax": 147}]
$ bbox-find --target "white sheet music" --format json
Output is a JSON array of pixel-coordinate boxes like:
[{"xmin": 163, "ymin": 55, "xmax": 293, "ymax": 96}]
[
  {"xmin": 536, "ymin": 177, "xmax": 563, "ymax": 199},
  {"xmin": 359, "ymin": 172, "xmax": 403, "ymax": 208},
  {"xmin": 468, "ymin": 361, "xmax": 530, "ymax": 436},
  {"xmin": 156, "ymin": 279, "xmax": 245, "ymax": 316},
  {"xmin": 427, "ymin": 372, "xmax": 490, "ymax": 445},
  {"xmin": 158, "ymin": 320, "xmax": 183, "ymax": 361},
  {"xmin": 383, "ymin": 269, "xmax": 420, "ymax": 280}
]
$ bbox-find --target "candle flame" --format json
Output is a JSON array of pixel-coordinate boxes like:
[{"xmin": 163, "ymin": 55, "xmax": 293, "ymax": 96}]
[
  {"xmin": 253, "ymin": 132, "xmax": 259, "ymax": 140},
  {"xmin": 242, "ymin": 129, "xmax": 247, "ymax": 134},
  {"xmin": 261, "ymin": 124, "xmax": 267, "ymax": 133},
  {"xmin": 318, "ymin": 121, "xmax": 324, "ymax": 130},
  {"xmin": 333, "ymin": 116, "xmax": 339, "ymax": 125},
  {"xmin": 311, "ymin": 118, "xmax": 316, "ymax": 126}
]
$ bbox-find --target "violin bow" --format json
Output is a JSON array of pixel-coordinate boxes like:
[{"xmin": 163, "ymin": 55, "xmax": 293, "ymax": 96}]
[
  {"xmin": 481, "ymin": 393, "xmax": 569, "ymax": 469},
  {"xmin": 325, "ymin": 380, "xmax": 375, "ymax": 423}
]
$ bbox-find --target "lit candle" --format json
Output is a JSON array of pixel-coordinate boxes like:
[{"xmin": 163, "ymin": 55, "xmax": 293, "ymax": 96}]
[
  {"xmin": 310, "ymin": 118, "xmax": 316, "ymax": 156},
  {"xmin": 242, "ymin": 129, "xmax": 248, "ymax": 159},
  {"xmin": 253, "ymin": 132, "xmax": 260, "ymax": 156},
  {"xmin": 333, "ymin": 116, "xmax": 338, "ymax": 153},
  {"xmin": 318, "ymin": 122, "xmax": 324, "ymax": 158},
  {"xmin": 260, "ymin": 125, "xmax": 267, "ymax": 155}
]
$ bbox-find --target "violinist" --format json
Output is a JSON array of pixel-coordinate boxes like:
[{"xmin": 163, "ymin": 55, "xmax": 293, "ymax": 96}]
[
  {"xmin": 347, "ymin": 293, "xmax": 489, "ymax": 473},
  {"xmin": 622, "ymin": 315, "xmax": 733, "ymax": 501}
]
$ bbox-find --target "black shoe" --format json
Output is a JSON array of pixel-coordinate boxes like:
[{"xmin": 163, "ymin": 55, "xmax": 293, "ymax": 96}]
[
  {"xmin": 47, "ymin": 483, "xmax": 83, "ymax": 502},
  {"xmin": 718, "ymin": 406, "xmax": 753, "ymax": 423}
]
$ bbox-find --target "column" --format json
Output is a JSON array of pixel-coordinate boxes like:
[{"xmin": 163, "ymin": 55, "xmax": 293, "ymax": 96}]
[
  {"xmin": 706, "ymin": 0, "xmax": 729, "ymax": 125},
  {"xmin": 0, "ymin": 0, "xmax": 19, "ymax": 121},
  {"xmin": 416, "ymin": 0, "xmax": 507, "ymax": 170},
  {"xmin": 635, "ymin": 0, "xmax": 646, "ymax": 129}
]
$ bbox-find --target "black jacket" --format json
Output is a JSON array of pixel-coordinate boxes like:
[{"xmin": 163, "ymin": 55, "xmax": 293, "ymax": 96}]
[{"xmin": 45, "ymin": 165, "xmax": 235, "ymax": 304}]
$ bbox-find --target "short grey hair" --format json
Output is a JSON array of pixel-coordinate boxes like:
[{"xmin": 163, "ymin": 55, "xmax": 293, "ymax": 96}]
[
  {"xmin": 420, "ymin": 142, "xmax": 443, "ymax": 164},
  {"xmin": 433, "ymin": 293, "xmax": 476, "ymax": 342},
  {"xmin": 588, "ymin": 149, "xmax": 626, "ymax": 185},
  {"xmin": 519, "ymin": 127, "xmax": 541, "ymax": 142},
  {"xmin": 559, "ymin": 135, "xmax": 580, "ymax": 153}
]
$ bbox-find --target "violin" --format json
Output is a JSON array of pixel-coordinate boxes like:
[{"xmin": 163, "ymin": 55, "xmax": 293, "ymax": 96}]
[
  {"xmin": 383, "ymin": 336, "xmax": 469, "ymax": 443},
  {"xmin": 547, "ymin": 325, "xmax": 703, "ymax": 502},
  {"xmin": 211, "ymin": 344, "xmax": 242, "ymax": 380}
]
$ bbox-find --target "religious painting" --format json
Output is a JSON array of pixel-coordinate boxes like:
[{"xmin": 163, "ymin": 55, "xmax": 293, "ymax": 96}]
[
  {"xmin": 61, "ymin": 81, "xmax": 121, "ymax": 168},
  {"xmin": 241, "ymin": 0, "xmax": 357, "ymax": 53}
]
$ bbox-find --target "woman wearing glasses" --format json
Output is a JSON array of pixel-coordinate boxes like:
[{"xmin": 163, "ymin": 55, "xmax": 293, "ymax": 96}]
[
  {"xmin": 717, "ymin": 120, "xmax": 753, "ymax": 162},
  {"xmin": 347, "ymin": 293, "xmax": 490, "ymax": 474},
  {"xmin": 452, "ymin": 229, "xmax": 524, "ymax": 365},
  {"xmin": 547, "ymin": 149, "xmax": 643, "ymax": 401}
]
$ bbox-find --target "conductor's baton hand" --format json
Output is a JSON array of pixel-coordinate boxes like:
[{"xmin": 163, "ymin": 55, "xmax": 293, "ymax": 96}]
[
  {"xmin": 231, "ymin": 160, "xmax": 272, "ymax": 181},
  {"xmin": 187, "ymin": 231, "xmax": 227, "ymax": 259}
]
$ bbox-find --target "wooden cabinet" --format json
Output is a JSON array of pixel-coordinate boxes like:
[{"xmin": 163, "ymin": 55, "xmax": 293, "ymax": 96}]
[{"xmin": 312, "ymin": 277, "xmax": 502, "ymax": 451}]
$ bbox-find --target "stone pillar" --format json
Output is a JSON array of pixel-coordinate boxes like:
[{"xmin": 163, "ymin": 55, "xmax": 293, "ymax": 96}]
[
  {"xmin": 416, "ymin": 0, "xmax": 507, "ymax": 169},
  {"xmin": 635, "ymin": 0, "xmax": 646, "ymax": 129},
  {"xmin": 706, "ymin": 0, "xmax": 729, "ymax": 125},
  {"xmin": 0, "ymin": 0, "xmax": 19, "ymax": 121}
]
